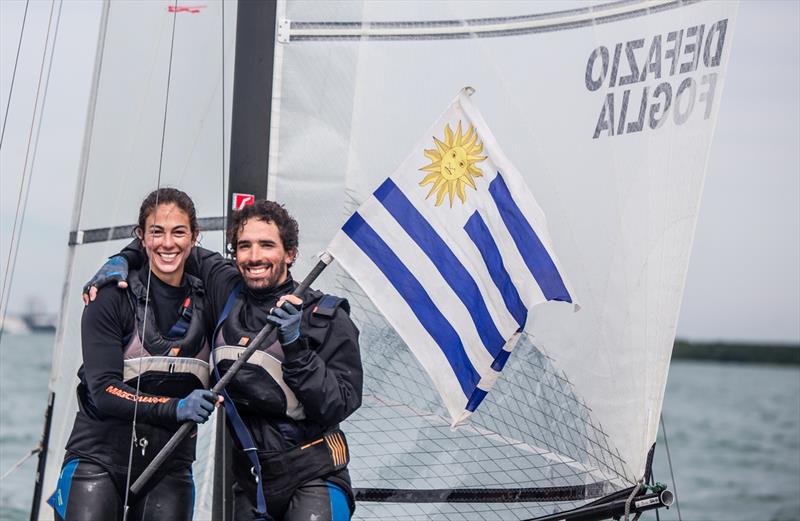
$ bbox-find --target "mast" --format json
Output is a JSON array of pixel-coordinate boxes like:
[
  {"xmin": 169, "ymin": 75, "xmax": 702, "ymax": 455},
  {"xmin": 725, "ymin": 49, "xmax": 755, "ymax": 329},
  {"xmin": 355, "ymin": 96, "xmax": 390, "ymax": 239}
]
[
  {"xmin": 28, "ymin": 392, "xmax": 54, "ymax": 521},
  {"xmin": 225, "ymin": 0, "xmax": 277, "ymax": 225},
  {"xmin": 213, "ymin": 2, "xmax": 278, "ymax": 519},
  {"xmin": 30, "ymin": 2, "xmax": 111, "ymax": 517}
]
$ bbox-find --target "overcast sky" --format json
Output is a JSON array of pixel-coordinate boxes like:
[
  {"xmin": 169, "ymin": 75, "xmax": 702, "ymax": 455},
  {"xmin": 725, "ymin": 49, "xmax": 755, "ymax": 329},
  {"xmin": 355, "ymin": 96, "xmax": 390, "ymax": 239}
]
[{"xmin": 1, "ymin": 0, "xmax": 798, "ymax": 343}]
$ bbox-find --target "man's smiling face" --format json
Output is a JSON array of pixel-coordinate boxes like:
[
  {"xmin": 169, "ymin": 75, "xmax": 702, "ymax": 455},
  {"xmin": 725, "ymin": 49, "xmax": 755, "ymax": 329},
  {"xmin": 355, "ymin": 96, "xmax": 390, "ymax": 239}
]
[{"xmin": 234, "ymin": 218, "xmax": 296, "ymax": 290}]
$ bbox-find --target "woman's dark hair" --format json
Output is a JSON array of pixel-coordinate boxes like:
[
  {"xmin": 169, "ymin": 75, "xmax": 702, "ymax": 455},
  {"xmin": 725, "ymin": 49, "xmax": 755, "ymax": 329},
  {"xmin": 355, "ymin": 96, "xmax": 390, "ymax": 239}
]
[
  {"xmin": 134, "ymin": 187, "xmax": 199, "ymax": 238},
  {"xmin": 227, "ymin": 200, "xmax": 299, "ymax": 262}
]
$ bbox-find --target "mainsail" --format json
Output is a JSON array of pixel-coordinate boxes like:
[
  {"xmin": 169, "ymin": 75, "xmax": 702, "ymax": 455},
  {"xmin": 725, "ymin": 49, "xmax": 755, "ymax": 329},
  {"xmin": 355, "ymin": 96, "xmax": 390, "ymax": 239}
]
[
  {"xmin": 35, "ymin": 1, "xmax": 738, "ymax": 519},
  {"xmin": 37, "ymin": 2, "xmax": 237, "ymax": 518}
]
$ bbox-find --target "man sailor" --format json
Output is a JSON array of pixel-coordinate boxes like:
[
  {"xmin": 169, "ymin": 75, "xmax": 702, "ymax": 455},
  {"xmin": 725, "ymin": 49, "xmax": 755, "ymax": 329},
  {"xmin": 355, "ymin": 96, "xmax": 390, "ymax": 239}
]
[{"xmin": 86, "ymin": 200, "xmax": 362, "ymax": 521}]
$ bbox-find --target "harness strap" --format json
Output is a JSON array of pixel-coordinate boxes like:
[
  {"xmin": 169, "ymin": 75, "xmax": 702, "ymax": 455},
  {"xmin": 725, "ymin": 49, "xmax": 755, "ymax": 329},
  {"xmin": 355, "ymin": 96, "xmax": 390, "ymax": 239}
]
[
  {"xmin": 166, "ymin": 296, "xmax": 193, "ymax": 339},
  {"xmin": 216, "ymin": 284, "xmax": 241, "ymax": 331},
  {"xmin": 212, "ymin": 283, "xmax": 271, "ymax": 521}
]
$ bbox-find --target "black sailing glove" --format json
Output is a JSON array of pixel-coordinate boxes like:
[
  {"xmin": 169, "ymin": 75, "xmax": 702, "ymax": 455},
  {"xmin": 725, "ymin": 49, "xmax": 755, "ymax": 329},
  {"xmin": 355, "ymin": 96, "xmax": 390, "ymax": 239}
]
[
  {"xmin": 175, "ymin": 390, "xmax": 216, "ymax": 424},
  {"xmin": 266, "ymin": 302, "xmax": 302, "ymax": 345},
  {"xmin": 82, "ymin": 255, "xmax": 129, "ymax": 302}
]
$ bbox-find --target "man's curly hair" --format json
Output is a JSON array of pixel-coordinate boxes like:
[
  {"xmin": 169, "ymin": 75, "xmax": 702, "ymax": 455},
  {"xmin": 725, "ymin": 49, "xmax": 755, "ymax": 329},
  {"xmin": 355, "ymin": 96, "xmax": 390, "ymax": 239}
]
[{"xmin": 226, "ymin": 200, "xmax": 299, "ymax": 265}]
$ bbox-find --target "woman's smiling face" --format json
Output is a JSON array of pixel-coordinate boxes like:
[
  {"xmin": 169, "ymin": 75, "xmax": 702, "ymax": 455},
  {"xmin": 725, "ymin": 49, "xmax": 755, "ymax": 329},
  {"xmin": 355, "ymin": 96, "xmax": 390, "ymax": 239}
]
[{"xmin": 140, "ymin": 202, "xmax": 196, "ymax": 286}]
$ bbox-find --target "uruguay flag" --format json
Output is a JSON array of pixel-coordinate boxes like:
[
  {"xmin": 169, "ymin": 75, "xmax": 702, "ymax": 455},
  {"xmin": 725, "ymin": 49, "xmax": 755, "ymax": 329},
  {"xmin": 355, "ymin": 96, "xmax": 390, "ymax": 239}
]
[{"xmin": 327, "ymin": 89, "xmax": 577, "ymax": 426}]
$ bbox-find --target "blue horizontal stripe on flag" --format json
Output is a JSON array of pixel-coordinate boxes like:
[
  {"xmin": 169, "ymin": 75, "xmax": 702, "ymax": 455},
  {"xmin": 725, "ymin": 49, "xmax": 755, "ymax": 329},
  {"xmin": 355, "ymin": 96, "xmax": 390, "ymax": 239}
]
[
  {"xmin": 464, "ymin": 211, "xmax": 527, "ymax": 329},
  {"xmin": 374, "ymin": 179, "xmax": 506, "ymax": 357},
  {"xmin": 489, "ymin": 173, "xmax": 572, "ymax": 303},
  {"xmin": 342, "ymin": 212, "xmax": 480, "ymax": 397}
]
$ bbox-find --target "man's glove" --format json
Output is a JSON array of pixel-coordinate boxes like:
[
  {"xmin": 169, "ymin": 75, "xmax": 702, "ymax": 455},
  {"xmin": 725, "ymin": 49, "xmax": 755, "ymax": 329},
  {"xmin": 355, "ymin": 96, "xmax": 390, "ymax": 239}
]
[
  {"xmin": 82, "ymin": 255, "xmax": 129, "ymax": 304},
  {"xmin": 266, "ymin": 301, "xmax": 302, "ymax": 345},
  {"xmin": 175, "ymin": 390, "xmax": 216, "ymax": 424}
]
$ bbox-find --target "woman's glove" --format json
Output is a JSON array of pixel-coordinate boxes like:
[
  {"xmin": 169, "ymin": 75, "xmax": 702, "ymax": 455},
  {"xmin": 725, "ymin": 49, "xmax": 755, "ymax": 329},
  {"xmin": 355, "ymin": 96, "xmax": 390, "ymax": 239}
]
[
  {"xmin": 175, "ymin": 389, "xmax": 217, "ymax": 424},
  {"xmin": 266, "ymin": 301, "xmax": 302, "ymax": 345}
]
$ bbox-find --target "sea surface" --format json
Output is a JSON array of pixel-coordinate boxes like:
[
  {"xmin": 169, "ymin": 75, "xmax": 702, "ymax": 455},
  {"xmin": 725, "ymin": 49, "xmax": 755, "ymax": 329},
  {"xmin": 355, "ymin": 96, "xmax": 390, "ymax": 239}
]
[{"xmin": 0, "ymin": 333, "xmax": 798, "ymax": 521}]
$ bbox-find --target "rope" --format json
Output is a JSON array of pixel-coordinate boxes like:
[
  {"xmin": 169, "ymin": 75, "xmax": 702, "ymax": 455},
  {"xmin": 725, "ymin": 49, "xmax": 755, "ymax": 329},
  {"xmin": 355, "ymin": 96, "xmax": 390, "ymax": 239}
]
[
  {"xmin": 0, "ymin": 0, "xmax": 59, "ymax": 348},
  {"xmin": 0, "ymin": 0, "xmax": 30, "ymax": 150},
  {"xmin": 121, "ymin": 1, "xmax": 179, "ymax": 517},
  {"xmin": 0, "ymin": 445, "xmax": 41, "ymax": 481},
  {"xmin": 623, "ymin": 479, "xmax": 643, "ymax": 521},
  {"xmin": 661, "ymin": 413, "xmax": 682, "ymax": 521}
]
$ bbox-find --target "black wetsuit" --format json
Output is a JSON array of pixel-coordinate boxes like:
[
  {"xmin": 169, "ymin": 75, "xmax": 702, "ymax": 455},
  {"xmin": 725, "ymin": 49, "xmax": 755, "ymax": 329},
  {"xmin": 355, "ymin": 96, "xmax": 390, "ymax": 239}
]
[
  {"xmin": 49, "ymin": 268, "xmax": 213, "ymax": 521},
  {"xmin": 212, "ymin": 277, "xmax": 362, "ymax": 521},
  {"xmin": 190, "ymin": 245, "xmax": 362, "ymax": 520},
  {"xmin": 121, "ymin": 243, "xmax": 363, "ymax": 520}
]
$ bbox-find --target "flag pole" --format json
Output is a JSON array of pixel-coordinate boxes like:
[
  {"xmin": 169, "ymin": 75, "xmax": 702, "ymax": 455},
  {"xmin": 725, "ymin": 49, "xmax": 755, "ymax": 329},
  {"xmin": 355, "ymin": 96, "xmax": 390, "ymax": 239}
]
[{"xmin": 130, "ymin": 253, "xmax": 334, "ymax": 496}]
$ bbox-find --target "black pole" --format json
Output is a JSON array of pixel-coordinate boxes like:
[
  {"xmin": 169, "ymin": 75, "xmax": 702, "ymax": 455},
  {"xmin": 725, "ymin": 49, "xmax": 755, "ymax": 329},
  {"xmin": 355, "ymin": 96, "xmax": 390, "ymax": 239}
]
[
  {"xmin": 226, "ymin": 0, "xmax": 277, "ymax": 223},
  {"xmin": 212, "ymin": 407, "xmax": 234, "ymax": 521},
  {"xmin": 523, "ymin": 489, "xmax": 674, "ymax": 521},
  {"xmin": 29, "ymin": 391, "xmax": 55, "ymax": 521},
  {"xmin": 130, "ymin": 258, "xmax": 331, "ymax": 496}
]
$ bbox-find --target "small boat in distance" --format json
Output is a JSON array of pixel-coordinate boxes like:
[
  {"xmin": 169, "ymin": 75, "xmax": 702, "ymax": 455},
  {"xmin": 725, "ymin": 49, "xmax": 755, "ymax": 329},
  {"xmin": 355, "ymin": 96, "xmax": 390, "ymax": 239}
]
[
  {"xmin": 0, "ymin": 298, "xmax": 58, "ymax": 335},
  {"xmin": 20, "ymin": 311, "xmax": 57, "ymax": 334}
]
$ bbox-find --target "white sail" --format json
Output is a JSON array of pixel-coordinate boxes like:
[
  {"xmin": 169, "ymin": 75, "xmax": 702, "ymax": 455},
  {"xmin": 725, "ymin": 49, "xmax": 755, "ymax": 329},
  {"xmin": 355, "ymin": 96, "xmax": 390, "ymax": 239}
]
[
  {"xmin": 38, "ymin": 0, "xmax": 738, "ymax": 519},
  {"xmin": 40, "ymin": 2, "xmax": 237, "ymax": 518},
  {"xmin": 269, "ymin": 0, "xmax": 738, "ymax": 518}
]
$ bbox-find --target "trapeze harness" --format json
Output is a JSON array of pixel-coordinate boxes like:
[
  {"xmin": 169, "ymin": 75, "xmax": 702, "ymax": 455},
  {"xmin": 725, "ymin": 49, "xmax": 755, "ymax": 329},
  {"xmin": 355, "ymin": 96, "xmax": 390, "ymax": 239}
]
[
  {"xmin": 119, "ymin": 270, "xmax": 211, "ymax": 396},
  {"xmin": 211, "ymin": 283, "xmax": 351, "ymax": 521}
]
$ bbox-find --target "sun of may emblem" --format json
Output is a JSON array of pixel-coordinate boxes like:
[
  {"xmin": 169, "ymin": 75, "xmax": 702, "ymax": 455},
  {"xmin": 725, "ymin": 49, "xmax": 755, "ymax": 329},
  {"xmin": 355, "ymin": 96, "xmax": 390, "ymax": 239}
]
[{"xmin": 419, "ymin": 121, "xmax": 487, "ymax": 207}]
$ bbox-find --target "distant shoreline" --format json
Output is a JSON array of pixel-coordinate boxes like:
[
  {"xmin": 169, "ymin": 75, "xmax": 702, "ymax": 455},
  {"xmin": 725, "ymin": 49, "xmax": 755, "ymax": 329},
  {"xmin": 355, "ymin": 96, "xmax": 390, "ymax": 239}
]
[
  {"xmin": 2, "ymin": 331, "xmax": 798, "ymax": 366},
  {"xmin": 672, "ymin": 339, "xmax": 800, "ymax": 366}
]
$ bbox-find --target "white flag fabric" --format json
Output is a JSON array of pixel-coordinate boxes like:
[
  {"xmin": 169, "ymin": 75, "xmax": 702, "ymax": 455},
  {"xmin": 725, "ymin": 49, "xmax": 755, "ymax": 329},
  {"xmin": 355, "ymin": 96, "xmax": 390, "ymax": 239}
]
[{"xmin": 327, "ymin": 90, "xmax": 576, "ymax": 426}]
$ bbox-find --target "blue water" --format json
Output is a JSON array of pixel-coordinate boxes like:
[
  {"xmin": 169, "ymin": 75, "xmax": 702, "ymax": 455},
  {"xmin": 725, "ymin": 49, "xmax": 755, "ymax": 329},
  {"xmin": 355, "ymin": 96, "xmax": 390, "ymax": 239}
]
[{"xmin": 1, "ymin": 334, "xmax": 798, "ymax": 521}]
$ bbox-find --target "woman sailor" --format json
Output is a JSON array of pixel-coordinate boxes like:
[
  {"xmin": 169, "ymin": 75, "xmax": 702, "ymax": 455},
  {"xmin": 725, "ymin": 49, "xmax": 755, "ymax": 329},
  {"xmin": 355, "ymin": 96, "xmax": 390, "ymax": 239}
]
[{"xmin": 48, "ymin": 188, "xmax": 219, "ymax": 521}]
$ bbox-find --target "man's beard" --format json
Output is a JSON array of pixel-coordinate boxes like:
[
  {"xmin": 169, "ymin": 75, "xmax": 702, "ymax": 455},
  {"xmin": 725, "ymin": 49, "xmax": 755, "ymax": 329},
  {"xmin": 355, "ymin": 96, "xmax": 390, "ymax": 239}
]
[{"xmin": 241, "ymin": 258, "xmax": 288, "ymax": 290}]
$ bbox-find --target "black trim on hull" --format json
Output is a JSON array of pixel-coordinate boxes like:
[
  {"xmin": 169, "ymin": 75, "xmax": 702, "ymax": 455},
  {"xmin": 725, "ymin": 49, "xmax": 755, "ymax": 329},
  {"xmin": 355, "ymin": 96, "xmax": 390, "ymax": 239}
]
[
  {"xmin": 354, "ymin": 482, "xmax": 610, "ymax": 503},
  {"xmin": 353, "ymin": 484, "xmax": 674, "ymax": 521}
]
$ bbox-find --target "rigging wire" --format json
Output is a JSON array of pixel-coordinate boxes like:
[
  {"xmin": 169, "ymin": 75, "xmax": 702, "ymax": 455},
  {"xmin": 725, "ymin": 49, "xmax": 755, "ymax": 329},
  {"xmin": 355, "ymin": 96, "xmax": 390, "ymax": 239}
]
[
  {"xmin": 0, "ymin": 445, "xmax": 40, "ymax": 481},
  {"xmin": 0, "ymin": 0, "xmax": 30, "ymax": 150},
  {"xmin": 661, "ymin": 413, "xmax": 682, "ymax": 521},
  {"xmin": 121, "ymin": 1, "xmax": 179, "ymax": 517},
  {"xmin": 219, "ymin": 2, "xmax": 229, "ymax": 515},
  {"xmin": 0, "ymin": 0, "xmax": 60, "ymax": 348},
  {"xmin": 221, "ymin": 0, "xmax": 227, "ymax": 252}
]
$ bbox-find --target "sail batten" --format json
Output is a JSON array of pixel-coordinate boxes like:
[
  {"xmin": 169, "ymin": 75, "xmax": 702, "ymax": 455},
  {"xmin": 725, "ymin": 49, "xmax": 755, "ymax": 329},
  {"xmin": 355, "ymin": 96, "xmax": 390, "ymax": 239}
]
[
  {"xmin": 281, "ymin": 0, "xmax": 697, "ymax": 41},
  {"xmin": 67, "ymin": 217, "xmax": 226, "ymax": 246}
]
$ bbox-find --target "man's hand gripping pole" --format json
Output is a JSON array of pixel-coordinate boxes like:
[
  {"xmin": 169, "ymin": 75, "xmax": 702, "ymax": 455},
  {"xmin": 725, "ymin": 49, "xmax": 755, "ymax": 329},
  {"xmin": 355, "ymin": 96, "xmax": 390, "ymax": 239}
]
[{"xmin": 129, "ymin": 254, "xmax": 334, "ymax": 496}]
